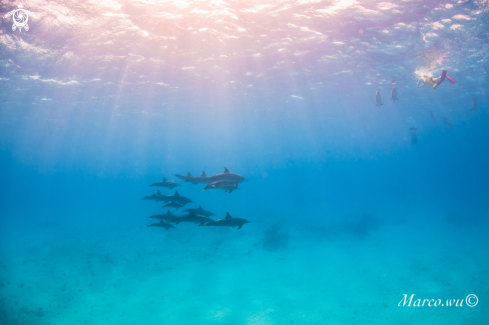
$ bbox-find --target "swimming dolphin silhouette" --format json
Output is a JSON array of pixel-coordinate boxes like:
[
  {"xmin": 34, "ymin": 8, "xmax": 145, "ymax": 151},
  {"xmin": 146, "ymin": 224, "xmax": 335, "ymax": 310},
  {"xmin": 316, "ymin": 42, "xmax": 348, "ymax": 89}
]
[
  {"xmin": 163, "ymin": 202, "xmax": 185, "ymax": 210},
  {"xmin": 183, "ymin": 205, "xmax": 215, "ymax": 217},
  {"xmin": 203, "ymin": 181, "xmax": 240, "ymax": 193},
  {"xmin": 174, "ymin": 172, "xmax": 192, "ymax": 182},
  {"xmin": 442, "ymin": 117, "xmax": 454, "ymax": 129},
  {"xmin": 376, "ymin": 90, "xmax": 383, "ymax": 107},
  {"xmin": 205, "ymin": 212, "xmax": 251, "ymax": 230},
  {"xmin": 391, "ymin": 87, "xmax": 398, "ymax": 102},
  {"xmin": 142, "ymin": 193, "xmax": 160, "ymax": 201},
  {"xmin": 150, "ymin": 177, "xmax": 181, "ymax": 189},
  {"xmin": 174, "ymin": 171, "xmax": 210, "ymax": 184},
  {"xmin": 409, "ymin": 127, "xmax": 418, "ymax": 144},
  {"xmin": 156, "ymin": 190, "xmax": 194, "ymax": 205},
  {"xmin": 208, "ymin": 168, "xmax": 247, "ymax": 183},
  {"xmin": 170, "ymin": 211, "xmax": 213, "ymax": 226},
  {"xmin": 148, "ymin": 210, "xmax": 180, "ymax": 222},
  {"xmin": 147, "ymin": 220, "xmax": 175, "ymax": 230},
  {"xmin": 187, "ymin": 171, "xmax": 210, "ymax": 185}
]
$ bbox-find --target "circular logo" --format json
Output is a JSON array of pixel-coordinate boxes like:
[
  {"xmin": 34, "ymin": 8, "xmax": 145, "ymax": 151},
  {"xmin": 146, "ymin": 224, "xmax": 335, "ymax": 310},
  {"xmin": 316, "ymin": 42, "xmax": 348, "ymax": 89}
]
[
  {"xmin": 466, "ymin": 294, "xmax": 478, "ymax": 307},
  {"xmin": 14, "ymin": 9, "xmax": 28, "ymax": 25},
  {"xmin": 12, "ymin": 9, "xmax": 29, "ymax": 31},
  {"xmin": 3, "ymin": 7, "xmax": 35, "ymax": 32}
]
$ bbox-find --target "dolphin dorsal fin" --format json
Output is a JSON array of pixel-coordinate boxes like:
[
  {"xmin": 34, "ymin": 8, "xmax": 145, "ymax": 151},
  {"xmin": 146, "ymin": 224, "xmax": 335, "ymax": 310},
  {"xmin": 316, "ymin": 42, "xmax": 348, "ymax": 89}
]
[
  {"xmin": 163, "ymin": 177, "xmax": 167, "ymax": 182},
  {"xmin": 187, "ymin": 172, "xmax": 191, "ymax": 176},
  {"xmin": 202, "ymin": 171, "xmax": 207, "ymax": 177},
  {"xmin": 157, "ymin": 190, "xmax": 161, "ymax": 195},
  {"xmin": 224, "ymin": 167, "xmax": 230, "ymax": 173},
  {"xmin": 167, "ymin": 210, "xmax": 173, "ymax": 215},
  {"xmin": 225, "ymin": 213, "xmax": 232, "ymax": 219},
  {"xmin": 175, "ymin": 191, "xmax": 180, "ymax": 196},
  {"xmin": 198, "ymin": 205, "xmax": 202, "ymax": 209},
  {"xmin": 189, "ymin": 210, "xmax": 195, "ymax": 216}
]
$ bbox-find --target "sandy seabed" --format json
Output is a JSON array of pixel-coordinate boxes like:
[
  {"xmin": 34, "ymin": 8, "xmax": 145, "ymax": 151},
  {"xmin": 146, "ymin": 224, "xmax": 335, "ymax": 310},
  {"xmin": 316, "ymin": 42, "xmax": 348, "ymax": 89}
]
[{"xmin": 1, "ymin": 217, "xmax": 487, "ymax": 325}]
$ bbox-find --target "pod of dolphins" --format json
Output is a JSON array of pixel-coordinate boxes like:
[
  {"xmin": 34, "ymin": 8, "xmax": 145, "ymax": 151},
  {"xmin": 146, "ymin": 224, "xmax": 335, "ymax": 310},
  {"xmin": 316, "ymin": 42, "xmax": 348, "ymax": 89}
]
[
  {"xmin": 142, "ymin": 168, "xmax": 251, "ymax": 231},
  {"xmin": 374, "ymin": 87, "xmax": 466, "ymax": 143}
]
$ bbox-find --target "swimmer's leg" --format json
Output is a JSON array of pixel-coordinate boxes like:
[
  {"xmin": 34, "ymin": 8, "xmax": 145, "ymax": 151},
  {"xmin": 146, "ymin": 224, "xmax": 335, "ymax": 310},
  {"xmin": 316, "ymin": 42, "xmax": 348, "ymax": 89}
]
[{"xmin": 436, "ymin": 70, "xmax": 447, "ymax": 86}]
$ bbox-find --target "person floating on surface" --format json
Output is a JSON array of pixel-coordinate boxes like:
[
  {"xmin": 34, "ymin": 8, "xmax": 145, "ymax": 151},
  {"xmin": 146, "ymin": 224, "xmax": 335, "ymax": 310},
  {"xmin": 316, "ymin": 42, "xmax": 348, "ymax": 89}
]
[{"xmin": 417, "ymin": 70, "xmax": 456, "ymax": 89}]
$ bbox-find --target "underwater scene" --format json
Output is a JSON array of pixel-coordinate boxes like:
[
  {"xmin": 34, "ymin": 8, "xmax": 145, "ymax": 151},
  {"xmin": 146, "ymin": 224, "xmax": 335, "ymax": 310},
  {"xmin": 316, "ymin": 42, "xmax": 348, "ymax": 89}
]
[{"xmin": 1, "ymin": 0, "xmax": 489, "ymax": 324}]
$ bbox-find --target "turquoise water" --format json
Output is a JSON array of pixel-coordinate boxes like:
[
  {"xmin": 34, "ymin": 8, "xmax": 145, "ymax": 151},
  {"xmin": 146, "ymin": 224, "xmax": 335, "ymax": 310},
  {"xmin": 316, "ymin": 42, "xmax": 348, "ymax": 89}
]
[{"xmin": 1, "ymin": 1, "xmax": 489, "ymax": 324}]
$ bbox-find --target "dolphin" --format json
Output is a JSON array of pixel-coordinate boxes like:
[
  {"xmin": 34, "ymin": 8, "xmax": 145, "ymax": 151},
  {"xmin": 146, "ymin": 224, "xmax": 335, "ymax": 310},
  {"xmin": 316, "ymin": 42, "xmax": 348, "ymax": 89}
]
[
  {"xmin": 409, "ymin": 127, "xmax": 417, "ymax": 144},
  {"xmin": 205, "ymin": 212, "xmax": 251, "ymax": 230},
  {"xmin": 203, "ymin": 181, "xmax": 240, "ymax": 193},
  {"xmin": 391, "ymin": 87, "xmax": 398, "ymax": 102},
  {"xmin": 142, "ymin": 191, "xmax": 170, "ymax": 201},
  {"xmin": 150, "ymin": 177, "xmax": 180, "ymax": 189},
  {"xmin": 183, "ymin": 205, "xmax": 215, "ymax": 217},
  {"xmin": 208, "ymin": 168, "xmax": 247, "ymax": 183},
  {"xmin": 174, "ymin": 172, "xmax": 192, "ymax": 182},
  {"xmin": 163, "ymin": 202, "xmax": 185, "ymax": 210},
  {"xmin": 376, "ymin": 90, "xmax": 383, "ymax": 107},
  {"xmin": 186, "ymin": 171, "xmax": 210, "ymax": 185},
  {"xmin": 147, "ymin": 220, "xmax": 175, "ymax": 230},
  {"xmin": 157, "ymin": 190, "xmax": 194, "ymax": 205},
  {"xmin": 442, "ymin": 117, "xmax": 454, "ymax": 129},
  {"xmin": 148, "ymin": 210, "xmax": 180, "ymax": 222},
  {"xmin": 142, "ymin": 193, "xmax": 160, "ymax": 201},
  {"xmin": 170, "ymin": 211, "xmax": 213, "ymax": 226},
  {"xmin": 146, "ymin": 190, "xmax": 175, "ymax": 203}
]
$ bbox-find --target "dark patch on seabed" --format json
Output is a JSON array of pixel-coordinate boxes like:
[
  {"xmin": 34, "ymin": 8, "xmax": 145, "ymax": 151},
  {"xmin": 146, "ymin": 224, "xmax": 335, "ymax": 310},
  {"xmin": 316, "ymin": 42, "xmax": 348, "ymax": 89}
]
[
  {"xmin": 300, "ymin": 213, "xmax": 385, "ymax": 242},
  {"xmin": 261, "ymin": 222, "xmax": 289, "ymax": 251}
]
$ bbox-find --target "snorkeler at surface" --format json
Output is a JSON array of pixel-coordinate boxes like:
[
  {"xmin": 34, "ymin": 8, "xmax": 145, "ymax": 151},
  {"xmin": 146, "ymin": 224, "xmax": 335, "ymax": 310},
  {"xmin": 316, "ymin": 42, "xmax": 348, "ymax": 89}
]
[{"xmin": 417, "ymin": 70, "xmax": 456, "ymax": 89}]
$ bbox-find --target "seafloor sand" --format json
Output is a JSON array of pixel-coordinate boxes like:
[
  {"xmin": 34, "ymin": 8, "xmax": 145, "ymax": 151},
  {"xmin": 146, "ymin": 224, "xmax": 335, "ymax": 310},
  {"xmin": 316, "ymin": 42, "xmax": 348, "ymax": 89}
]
[{"xmin": 1, "ymin": 215, "xmax": 487, "ymax": 325}]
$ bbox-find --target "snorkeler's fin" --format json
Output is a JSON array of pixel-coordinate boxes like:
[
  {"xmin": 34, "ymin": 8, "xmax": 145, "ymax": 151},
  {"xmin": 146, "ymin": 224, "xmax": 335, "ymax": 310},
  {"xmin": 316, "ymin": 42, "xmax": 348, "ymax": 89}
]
[{"xmin": 446, "ymin": 75, "xmax": 456, "ymax": 84}]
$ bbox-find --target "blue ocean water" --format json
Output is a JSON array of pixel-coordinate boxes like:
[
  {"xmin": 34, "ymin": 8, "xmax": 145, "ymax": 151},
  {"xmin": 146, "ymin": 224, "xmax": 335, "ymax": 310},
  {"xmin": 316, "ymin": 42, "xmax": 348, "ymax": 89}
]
[{"xmin": 1, "ymin": 0, "xmax": 489, "ymax": 324}]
